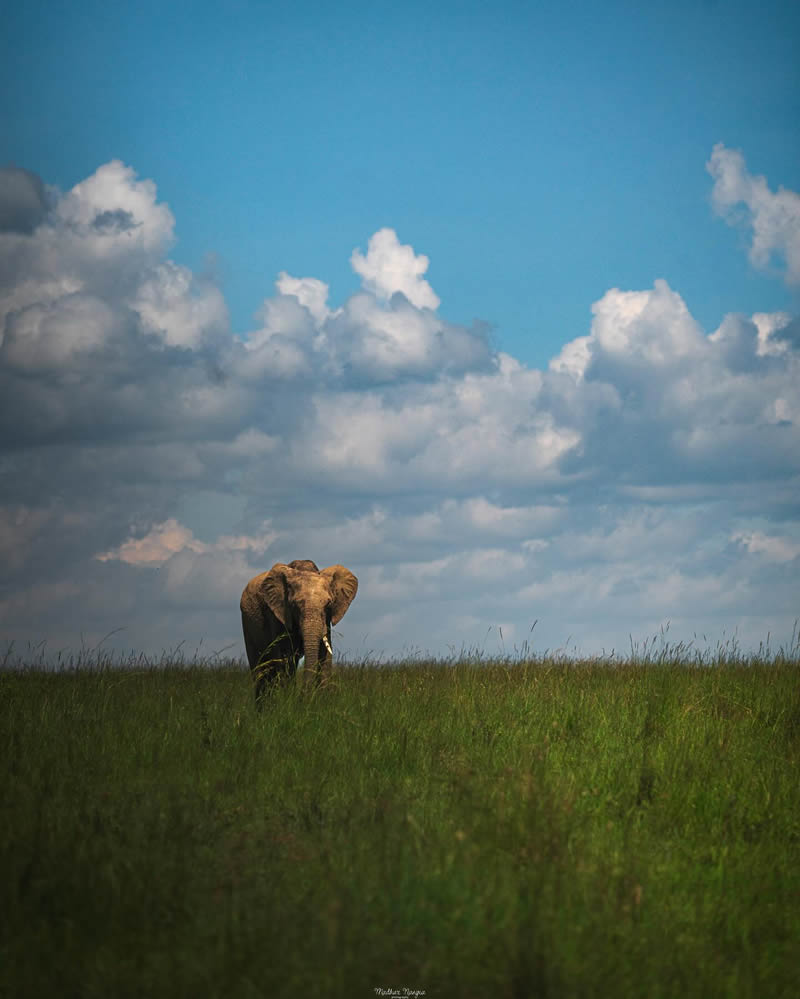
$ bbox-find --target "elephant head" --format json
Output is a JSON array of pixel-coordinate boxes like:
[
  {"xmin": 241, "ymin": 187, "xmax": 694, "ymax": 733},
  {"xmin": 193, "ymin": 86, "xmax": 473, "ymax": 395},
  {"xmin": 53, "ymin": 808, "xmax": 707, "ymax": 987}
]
[
  {"xmin": 287, "ymin": 559, "xmax": 320, "ymax": 573},
  {"xmin": 240, "ymin": 561, "xmax": 358, "ymax": 699}
]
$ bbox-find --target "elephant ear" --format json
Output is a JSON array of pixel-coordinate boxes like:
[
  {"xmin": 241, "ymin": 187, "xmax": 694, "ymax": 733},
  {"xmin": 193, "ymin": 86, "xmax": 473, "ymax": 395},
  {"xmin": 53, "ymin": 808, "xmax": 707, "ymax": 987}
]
[
  {"xmin": 261, "ymin": 563, "xmax": 291, "ymax": 626},
  {"xmin": 322, "ymin": 565, "xmax": 358, "ymax": 625}
]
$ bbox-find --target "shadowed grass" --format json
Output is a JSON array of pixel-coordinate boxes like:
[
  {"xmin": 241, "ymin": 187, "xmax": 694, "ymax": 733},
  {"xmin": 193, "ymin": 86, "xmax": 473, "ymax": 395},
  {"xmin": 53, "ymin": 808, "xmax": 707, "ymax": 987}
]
[{"xmin": 1, "ymin": 652, "xmax": 799, "ymax": 997}]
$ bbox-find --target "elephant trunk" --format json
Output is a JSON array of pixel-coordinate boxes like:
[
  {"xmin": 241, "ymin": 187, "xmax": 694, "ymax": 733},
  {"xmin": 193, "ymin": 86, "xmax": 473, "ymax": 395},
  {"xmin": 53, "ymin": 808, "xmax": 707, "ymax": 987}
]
[{"xmin": 302, "ymin": 619, "xmax": 324, "ymax": 679}]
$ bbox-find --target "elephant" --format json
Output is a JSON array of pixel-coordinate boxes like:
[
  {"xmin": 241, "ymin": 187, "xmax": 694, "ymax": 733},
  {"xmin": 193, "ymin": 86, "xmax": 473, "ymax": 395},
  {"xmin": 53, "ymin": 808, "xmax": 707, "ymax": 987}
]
[{"xmin": 240, "ymin": 559, "xmax": 358, "ymax": 703}]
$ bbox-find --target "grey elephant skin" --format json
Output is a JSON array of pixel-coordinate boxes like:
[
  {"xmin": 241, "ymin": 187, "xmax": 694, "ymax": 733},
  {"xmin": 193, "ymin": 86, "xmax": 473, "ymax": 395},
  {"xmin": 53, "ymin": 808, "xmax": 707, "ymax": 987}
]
[{"xmin": 240, "ymin": 559, "xmax": 358, "ymax": 703}]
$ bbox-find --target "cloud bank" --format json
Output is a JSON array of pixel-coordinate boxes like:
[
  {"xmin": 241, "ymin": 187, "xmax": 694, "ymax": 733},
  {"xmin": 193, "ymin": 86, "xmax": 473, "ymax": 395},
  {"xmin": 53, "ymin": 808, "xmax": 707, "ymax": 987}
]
[{"xmin": 1, "ymin": 147, "xmax": 798, "ymax": 659}]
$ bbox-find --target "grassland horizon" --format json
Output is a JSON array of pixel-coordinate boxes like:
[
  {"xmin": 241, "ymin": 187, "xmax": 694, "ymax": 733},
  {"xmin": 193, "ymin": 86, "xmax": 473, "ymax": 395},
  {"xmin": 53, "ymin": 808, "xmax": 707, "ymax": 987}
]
[
  {"xmin": 3, "ymin": 616, "xmax": 799, "ymax": 672},
  {"xmin": 2, "ymin": 644, "xmax": 799, "ymax": 997}
]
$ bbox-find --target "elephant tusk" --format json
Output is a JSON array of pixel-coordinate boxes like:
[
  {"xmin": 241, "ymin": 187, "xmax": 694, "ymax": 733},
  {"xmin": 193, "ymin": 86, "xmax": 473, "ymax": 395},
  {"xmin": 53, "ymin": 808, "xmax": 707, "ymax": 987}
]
[{"xmin": 323, "ymin": 635, "xmax": 332, "ymax": 655}]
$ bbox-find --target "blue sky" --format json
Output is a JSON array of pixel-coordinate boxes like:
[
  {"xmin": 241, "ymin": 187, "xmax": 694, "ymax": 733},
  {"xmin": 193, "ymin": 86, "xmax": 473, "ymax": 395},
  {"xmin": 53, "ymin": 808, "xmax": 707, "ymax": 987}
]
[
  {"xmin": 3, "ymin": 0, "xmax": 798, "ymax": 364},
  {"xmin": 1, "ymin": 0, "xmax": 799, "ymax": 660}
]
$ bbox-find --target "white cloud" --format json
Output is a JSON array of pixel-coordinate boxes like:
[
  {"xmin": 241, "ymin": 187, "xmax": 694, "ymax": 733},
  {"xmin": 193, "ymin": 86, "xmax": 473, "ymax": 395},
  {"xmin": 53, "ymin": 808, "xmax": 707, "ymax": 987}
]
[
  {"xmin": 54, "ymin": 159, "xmax": 174, "ymax": 262},
  {"xmin": 297, "ymin": 359, "xmax": 579, "ymax": 489},
  {"xmin": 0, "ymin": 159, "xmax": 236, "ymax": 451},
  {"xmin": 708, "ymin": 143, "xmax": 800, "ymax": 285},
  {"xmin": 96, "ymin": 518, "xmax": 205, "ymax": 566},
  {"xmin": 324, "ymin": 290, "xmax": 493, "ymax": 381},
  {"xmin": 233, "ymin": 243, "xmax": 491, "ymax": 383},
  {"xmin": 130, "ymin": 261, "xmax": 229, "ymax": 349},
  {"xmin": 546, "ymin": 281, "xmax": 800, "ymax": 486},
  {"xmin": 551, "ymin": 279, "xmax": 704, "ymax": 381},
  {"xmin": 452, "ymin": 497, "xmax": 563, "ymax": 536},
  {"xmin": 350, "ymin": 228, "xmax": 441, "ymax": 309},
  {"xmin": 1, "ymin": 163, "xmax": 179, "ymax": 338},
  {"xmin": 559, "ymin": 508, "xmax": 705, "ymax": 564},
  {"xmin": 732, "ymin": 530, "xmax": 800, "ymax": 563},
  {"xmin": 752, "ymin": 311, "xmax": 797, "ymax": 357},
  {"xmin": 96, "ymin": 518, "xmax": 276, "ymax": 567},
  {"xmin": 275, "ymin": 271, "xmax": 331, "ymax": 324},
  {"xmin": 460, "ymin": 548, "xmax": 527, "ymax": 581},
  {"xmin": 221, "ymin": 428, "xmax": 279, "ymax": 458},
  {"xmin": 0, "ymin": 151, "xmax": 799, "ymax": 660}
]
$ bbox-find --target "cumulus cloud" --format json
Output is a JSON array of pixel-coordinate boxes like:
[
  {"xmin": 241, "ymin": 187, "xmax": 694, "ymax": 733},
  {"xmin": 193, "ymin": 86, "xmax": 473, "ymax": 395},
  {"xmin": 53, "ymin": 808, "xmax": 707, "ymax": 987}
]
[
  {"xmin": 54, "ymin": 160, "xmax": 174, "ymax": 261},
  {"xmin": 547, "ymin": 277, "xmax": 800, "ymax": 486},
  {"xmin": 131, "ymin": 262, "xmax": 229, "ymax": 349},
  {"xmin": 230, "ymin": 231, "xmax": 492, "ymax": 384},
  {"xmin": 295, "ymin": 359, "xmax": 579, "ymax": 490},
  {"xmin": 708, "ymin": 143, "xmax": 800, "ymax": 285},
  {"xmin": 324, "ymin": 290, "xmax": 493, "ymax": 382},
  {"xmin": 0, "ymin": 160, "xmax": 177, "ymax": 362},
  {"xmin": 0, "ymin": 149, "xmax": 798, "ymax": 658},
  {"xmin": 550, "ymin": 279, "xmax": 706, "ymax": 390},
  {"xmin": 350, "ymin": 227, "xmax": 440, "ymax": 309},
  {"xmin": 276, "ymin": 271, "xmax": 331, "ymax": 324}
]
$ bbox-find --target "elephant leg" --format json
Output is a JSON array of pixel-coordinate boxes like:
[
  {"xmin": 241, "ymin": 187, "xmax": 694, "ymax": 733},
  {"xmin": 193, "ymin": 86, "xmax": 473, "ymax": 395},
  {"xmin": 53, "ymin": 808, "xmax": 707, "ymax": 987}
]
[
  {"xmin": 255, "ymin": 659, "xmax": 299, "ymax": 706},
  {"xmin": 264, "ymin": 636, "xmax": 302, "ymax": 692},
  {"xmin": 245, "ymin": 629, "xmax": 274, "ymax": 707}
]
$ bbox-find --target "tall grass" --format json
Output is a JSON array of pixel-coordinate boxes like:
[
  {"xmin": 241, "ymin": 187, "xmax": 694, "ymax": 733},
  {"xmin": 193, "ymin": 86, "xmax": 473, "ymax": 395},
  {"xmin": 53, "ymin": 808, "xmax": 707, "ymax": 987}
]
[{"xmin": 1, "ymin": 649, "xmax": 799, "ymax": 997}]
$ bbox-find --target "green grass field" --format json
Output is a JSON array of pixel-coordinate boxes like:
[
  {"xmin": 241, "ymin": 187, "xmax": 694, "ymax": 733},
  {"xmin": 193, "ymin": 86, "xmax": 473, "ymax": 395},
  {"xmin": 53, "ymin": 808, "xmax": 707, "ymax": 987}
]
[{"xmin": 1, "ymin": 650, "xmax": 799, "ymax": 998}]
